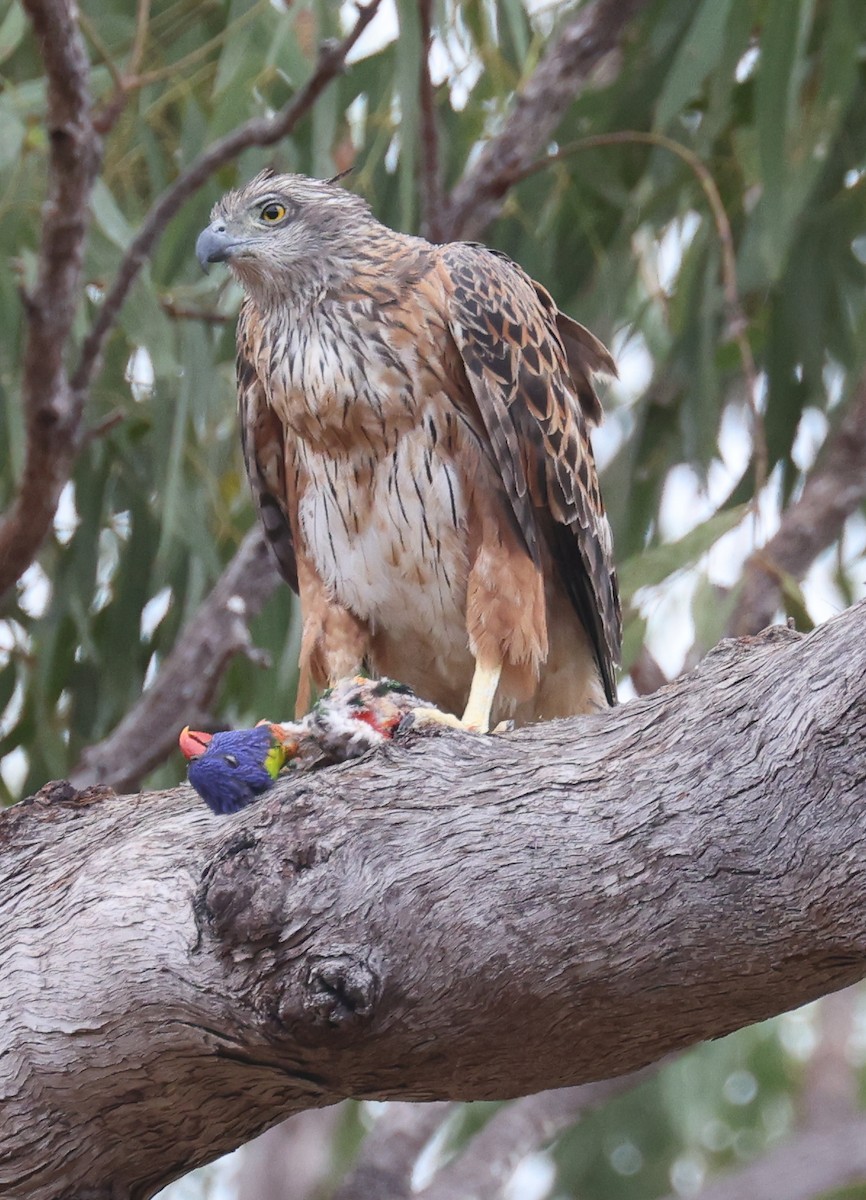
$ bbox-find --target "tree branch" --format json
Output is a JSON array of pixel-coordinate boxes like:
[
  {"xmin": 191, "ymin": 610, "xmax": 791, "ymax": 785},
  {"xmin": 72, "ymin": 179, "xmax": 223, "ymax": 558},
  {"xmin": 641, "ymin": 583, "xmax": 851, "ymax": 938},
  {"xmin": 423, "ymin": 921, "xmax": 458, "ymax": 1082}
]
[
  {"xmin": 334, "ymin": 1102, "xmax": 454, "ymax": 1200},
  {"xmin": 3, "ymin": 600, "xmax": 866, "ymax": 1198},
  {"xmin": 442, "ymin": 0, "xmax": 651, "ymax": 241},
  {"xmin": 69, "ymin": 526, "xmax": 282, "ymax": 791},
  {"xmin": 414, "ymin": 1064, "xmax": 664, "ymax": 1200},
  {"xmin": 728, "ymin": 369, "xmax": 866, "ymax": 637},
  {"xmin": 235, "ymin": 1106, "xmax": 345, "ymax": 1200},
  {"xmin": 0, "ymin": 0, "xmax": 100, "ymax": 599},
  {"xmin": 800, "ymin": 986, "xmax": 859, "ymax": 1129}
]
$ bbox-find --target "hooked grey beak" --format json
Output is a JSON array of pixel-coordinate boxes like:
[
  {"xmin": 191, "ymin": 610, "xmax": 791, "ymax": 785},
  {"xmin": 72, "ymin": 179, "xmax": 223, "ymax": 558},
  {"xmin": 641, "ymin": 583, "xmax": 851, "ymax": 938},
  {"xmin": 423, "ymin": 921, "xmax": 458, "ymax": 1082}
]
[{"xmin": 195, "ymin": 224, "xmax": 245, "ymax": 272}]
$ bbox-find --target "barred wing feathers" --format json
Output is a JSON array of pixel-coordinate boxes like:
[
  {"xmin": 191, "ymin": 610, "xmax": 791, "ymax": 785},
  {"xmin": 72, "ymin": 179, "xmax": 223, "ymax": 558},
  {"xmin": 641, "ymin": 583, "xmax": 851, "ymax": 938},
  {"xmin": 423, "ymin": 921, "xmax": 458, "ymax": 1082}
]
[
  {"xmin": 237, "ymin": 299, "xmax": 298, "ymax": 593},
  {"xmin": 440, "ymin": 241, "xmax": 621, "ymax": 705}
]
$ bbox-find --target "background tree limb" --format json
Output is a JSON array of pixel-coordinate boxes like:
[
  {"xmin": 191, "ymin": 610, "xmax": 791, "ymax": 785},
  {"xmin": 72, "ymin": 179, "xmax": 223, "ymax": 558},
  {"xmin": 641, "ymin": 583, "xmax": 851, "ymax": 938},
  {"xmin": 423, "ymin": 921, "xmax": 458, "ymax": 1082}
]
[
  {"xmin": 728, "ymin": 370, "xmax": 866, "ymax": 637},
  {"xmin": 442, "ymin": 0, "xmax": 651, "ymax": 240},
  {"xmin": 411, "ymin": 1064, "xmax": 665, "ymax": 1200},
  {"xmin": 659, "ymin": 1115, "xmax": 866, "ymax": 1200},
  {"xmin": 0, "ymin": 0, "xmax": 100, "ymax": 599},
  {"xmin": 234, "ymin": 1106, "xmax": 345, "ymax": 1200},
  {"xmin": 3, "ymin": 599, "xmax": 865, "ymax": 1199},
  {"xmin": 69, "ymin": 526, "xmax": 282, "ymax": 791},
  {"xmin": 332, "ymin": 1102, "xmax": 454, "ymax": 1200},
  {"xmin": 417, "ymin": 0, "xmax": 444, "ymax": 243}
]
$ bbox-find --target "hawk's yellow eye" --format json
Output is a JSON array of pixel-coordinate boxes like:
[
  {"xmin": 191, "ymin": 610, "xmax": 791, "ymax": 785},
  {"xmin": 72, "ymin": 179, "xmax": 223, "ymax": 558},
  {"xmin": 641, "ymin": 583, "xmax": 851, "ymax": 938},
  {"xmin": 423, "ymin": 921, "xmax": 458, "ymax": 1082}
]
[{"xmin": 260, "ymin": 202, "xmax": 287, "ymax": 223}]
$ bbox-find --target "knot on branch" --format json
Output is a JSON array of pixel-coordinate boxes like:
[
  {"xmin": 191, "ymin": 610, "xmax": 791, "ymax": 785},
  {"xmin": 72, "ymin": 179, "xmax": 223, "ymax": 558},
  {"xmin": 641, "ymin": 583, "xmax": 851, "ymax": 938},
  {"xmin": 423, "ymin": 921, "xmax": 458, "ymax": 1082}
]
[
  {"xmin": 300, "ymin": 955, "xmax": 379, "ymax": 1028},
  {"xmin": 23, "ymin": 779, "xmax": 113, "ymax": 812},
  {"xmin": 194, "ymin": 820, "xmax": 330, "ymax": 950},
  {"xmin": 701, "ymin": 620, "xmax": 803, "ymax": 668},
  {"xmin": 0, "ymin": 780, "xmax": 115, "ymax": 850}
]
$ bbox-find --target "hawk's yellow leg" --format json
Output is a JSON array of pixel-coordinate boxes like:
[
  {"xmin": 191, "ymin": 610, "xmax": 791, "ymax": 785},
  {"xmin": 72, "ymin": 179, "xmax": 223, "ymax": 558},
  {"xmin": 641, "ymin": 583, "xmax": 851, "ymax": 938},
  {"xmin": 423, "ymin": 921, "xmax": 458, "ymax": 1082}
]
[{"xmin": 411, "ymin": 659, "xmax": 503, "ymax": 734}]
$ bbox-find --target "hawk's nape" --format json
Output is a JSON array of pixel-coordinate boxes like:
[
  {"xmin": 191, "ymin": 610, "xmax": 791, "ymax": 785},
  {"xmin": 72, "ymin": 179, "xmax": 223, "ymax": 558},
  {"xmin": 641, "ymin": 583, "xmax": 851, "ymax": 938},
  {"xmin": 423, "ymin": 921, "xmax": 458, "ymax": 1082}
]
[{"xmin": 197, "ymin": 171, "xmax": 621, "ymax": 729}]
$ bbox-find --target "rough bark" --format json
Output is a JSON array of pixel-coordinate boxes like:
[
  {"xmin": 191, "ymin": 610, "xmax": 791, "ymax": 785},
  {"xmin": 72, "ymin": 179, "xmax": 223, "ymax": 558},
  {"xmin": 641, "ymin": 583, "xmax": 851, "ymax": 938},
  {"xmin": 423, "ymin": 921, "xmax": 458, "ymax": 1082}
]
[{"xmin": 3, "ymin": 601, "xmax": 866, "ymax": 1200}]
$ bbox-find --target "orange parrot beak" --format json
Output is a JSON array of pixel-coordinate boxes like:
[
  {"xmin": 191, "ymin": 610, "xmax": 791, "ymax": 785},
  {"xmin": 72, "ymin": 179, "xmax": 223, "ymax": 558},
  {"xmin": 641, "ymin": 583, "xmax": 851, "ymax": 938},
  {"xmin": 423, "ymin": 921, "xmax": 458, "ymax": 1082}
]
[{"xmin": 179, "ymin": 726, "xmax": 213, "ymax": 761}]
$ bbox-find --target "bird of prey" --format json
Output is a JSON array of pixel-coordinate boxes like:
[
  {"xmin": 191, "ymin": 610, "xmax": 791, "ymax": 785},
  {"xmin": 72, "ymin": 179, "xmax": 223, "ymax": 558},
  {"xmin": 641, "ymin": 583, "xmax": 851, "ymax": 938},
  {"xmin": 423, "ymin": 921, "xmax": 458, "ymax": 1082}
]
[{"xmin": 196, "ymin": 171, "xmax": 621, "ymax": 731}]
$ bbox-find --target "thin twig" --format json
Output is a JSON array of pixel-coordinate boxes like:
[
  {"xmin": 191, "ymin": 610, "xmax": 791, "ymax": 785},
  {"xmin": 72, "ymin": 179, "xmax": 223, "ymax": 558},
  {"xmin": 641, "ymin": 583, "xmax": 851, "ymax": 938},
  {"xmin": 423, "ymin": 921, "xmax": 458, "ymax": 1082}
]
[
  {"xmin": 159, "ymin": 298, "xmax": 233, "ymax": 323},
  {"xmin": 417, "ymin": 0, "xmax": 444, "ymax": 241},
  {"xmin": 118, "ymin": 1, "xmax": 265, "ymax": 93},
  {"xmin": 78, "ymin": 10, "xmax": 124, "ymax": 94},
  {"xmin": 129, "ymin": 0, "xmax": 151, "ymax": 78},
  {"xmin": 71, "ymin": 0, "xmax": 383, "ymax": 402},
  {"xmin": 0, "ymin": 0, "xmax": 101, "ymax": 600},
  {"xmin": 89, "ymin": 0, "xmax": 152, "ymax": 135},
  {"xmin": 501, "ymin": 130, "xmax": 767, "ymax": 509}
]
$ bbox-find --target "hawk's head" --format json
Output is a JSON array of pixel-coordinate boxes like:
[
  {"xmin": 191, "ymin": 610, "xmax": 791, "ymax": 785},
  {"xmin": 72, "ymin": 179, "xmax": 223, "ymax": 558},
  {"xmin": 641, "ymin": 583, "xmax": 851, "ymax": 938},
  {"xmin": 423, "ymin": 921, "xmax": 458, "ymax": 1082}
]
[{"xmin": 195, "ymin": 170, "xmax": 373, "ymax": 295}]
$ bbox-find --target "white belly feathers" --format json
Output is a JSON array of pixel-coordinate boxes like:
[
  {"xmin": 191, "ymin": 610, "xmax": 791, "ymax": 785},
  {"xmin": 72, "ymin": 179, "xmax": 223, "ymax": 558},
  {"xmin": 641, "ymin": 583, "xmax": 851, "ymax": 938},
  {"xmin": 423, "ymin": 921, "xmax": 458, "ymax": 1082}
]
[
  {"xmin": 297, "ymin": 431, "xmax": 469, "ymax": 655},
  {"xmin": 267, "ymin": 304, "xmax": 475, "ymax": 668}
]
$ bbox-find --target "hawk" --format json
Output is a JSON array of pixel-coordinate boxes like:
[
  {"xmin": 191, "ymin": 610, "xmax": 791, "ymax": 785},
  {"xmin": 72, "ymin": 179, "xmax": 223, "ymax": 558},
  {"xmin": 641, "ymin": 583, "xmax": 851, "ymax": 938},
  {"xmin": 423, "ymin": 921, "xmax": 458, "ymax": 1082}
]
[{"xmin": 196, "ymin": 172, "xmax": 620, "ymax": 732}]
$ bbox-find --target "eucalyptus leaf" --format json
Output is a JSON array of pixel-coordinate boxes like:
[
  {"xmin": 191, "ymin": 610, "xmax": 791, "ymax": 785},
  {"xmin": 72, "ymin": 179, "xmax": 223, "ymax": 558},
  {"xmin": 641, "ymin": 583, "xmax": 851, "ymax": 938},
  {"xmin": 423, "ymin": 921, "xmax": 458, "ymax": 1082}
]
[
  {"xmin": 0, "ymin": 0, "xmax": 24, "ymax": 64},
  {"xmin": 653, "ymin": 0, "xmax": 736, "ymax": 131},
  {"xmin": 618, "ymin": 505, "xmax": 749, "ymax": 602}
]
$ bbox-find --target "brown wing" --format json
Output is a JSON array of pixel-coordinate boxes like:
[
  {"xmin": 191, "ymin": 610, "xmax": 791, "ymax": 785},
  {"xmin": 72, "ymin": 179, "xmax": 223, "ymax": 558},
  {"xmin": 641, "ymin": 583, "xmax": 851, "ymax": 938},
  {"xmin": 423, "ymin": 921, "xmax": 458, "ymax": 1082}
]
[
  {"xmin": 440, "ymin": 241, "xmax": 621, "ymax": 705},
  {"xmin": 237, "ymin": 299, "xmax": 298, "ymax": 592}
]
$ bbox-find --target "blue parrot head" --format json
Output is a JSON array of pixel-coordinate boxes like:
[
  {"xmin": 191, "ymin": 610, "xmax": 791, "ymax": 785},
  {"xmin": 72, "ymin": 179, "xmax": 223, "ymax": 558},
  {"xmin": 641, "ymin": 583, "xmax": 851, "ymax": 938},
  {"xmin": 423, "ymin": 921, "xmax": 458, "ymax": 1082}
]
[{"xmin": 181, "ymin": 725, "xmax": 282, "ymax": 815}]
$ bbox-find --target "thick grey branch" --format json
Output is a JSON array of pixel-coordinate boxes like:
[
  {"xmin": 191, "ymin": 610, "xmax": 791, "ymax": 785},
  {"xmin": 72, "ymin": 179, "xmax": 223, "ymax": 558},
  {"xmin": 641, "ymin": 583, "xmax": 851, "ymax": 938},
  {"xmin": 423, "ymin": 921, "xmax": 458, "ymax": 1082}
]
[
  {"xmin": 3, "ymin": 601, "xmax": 866, "ymax": 1199},
  {"xmin": 729, "ymin": 371, "xmax": 866, "ymax": 637},
  {"xmin": 69, "ymin": 526, "xmax": 283, "ymax": 791},
  {"xmin": 443, "ymin": 0, "xmax": 650, "ymax": 240},
  {"xmin": 0, "ymin": 0, "xmax": 100, "ymax": 598}
]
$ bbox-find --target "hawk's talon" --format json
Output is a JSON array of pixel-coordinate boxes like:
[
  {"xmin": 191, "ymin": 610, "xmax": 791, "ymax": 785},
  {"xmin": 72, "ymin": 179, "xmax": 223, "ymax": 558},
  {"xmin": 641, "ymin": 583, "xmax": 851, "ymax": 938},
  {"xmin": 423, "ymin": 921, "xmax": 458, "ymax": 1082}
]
[{"xmin": 405, "ymin": 706, "xmax": 484, "ymax": 734}]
